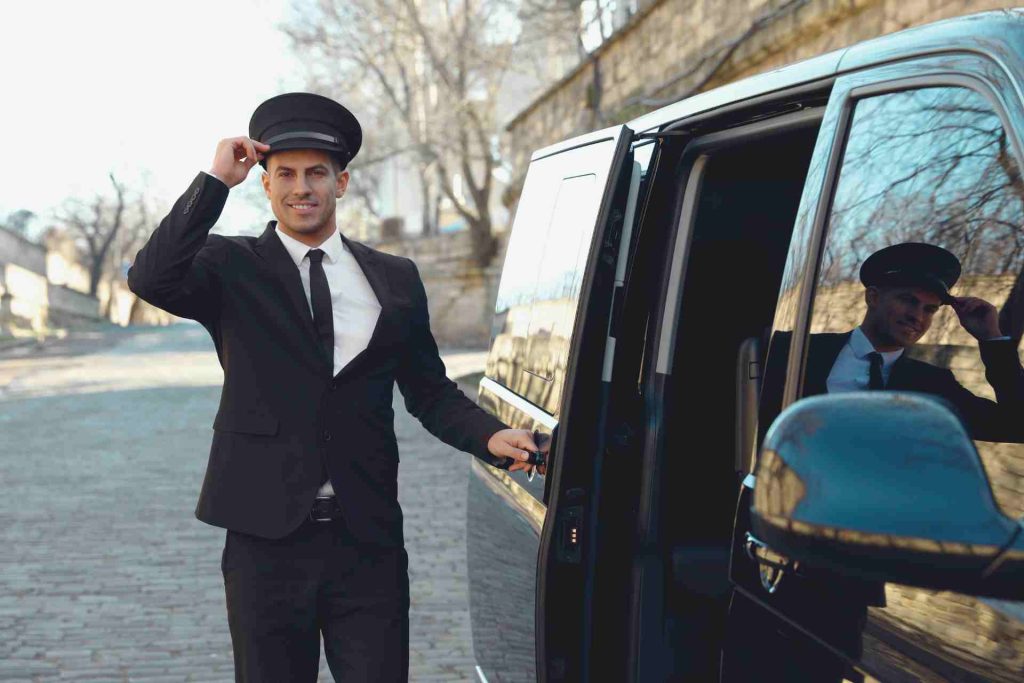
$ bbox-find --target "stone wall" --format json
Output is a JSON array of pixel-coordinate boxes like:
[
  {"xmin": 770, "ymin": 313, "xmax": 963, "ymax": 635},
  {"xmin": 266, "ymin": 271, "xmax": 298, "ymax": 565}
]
[
  {"xmin": 0, "ymin": 226, "xmax": 46, "ymax": 276},
  {"xmin": 46, "ymin": 284, "xmax": 100, "ymax": 327},
  {"xmin": 0, "ymin": 226, "xmax": 102, "ymax": 335},
  {"xmin": 1, "ymin": 225, "xmax": 52, "ymax": 332},
  {"xmin": 505, "ymin": 0, "xmax": 1017, "ymax": 176},
  {"xmin": 372, "ymin": 231, "xmax": 507, "ymax": 349},
  {"xmin": 1, "ymin": 263, "xmax": 48, "ymax": 331}
]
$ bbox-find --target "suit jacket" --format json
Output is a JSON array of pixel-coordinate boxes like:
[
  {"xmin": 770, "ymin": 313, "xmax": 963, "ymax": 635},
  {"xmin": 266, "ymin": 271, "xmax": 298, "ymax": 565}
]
[
  {"xmin": 762, "ymin": 330, "xmax": 1024, "ymax": 444},
  {"xmin": 128, "ymin": 172, "xmax": 509, "ymax": 545}
]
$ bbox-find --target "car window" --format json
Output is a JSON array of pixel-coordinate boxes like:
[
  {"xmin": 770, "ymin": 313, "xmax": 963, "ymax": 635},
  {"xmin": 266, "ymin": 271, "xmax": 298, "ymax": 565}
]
[
  {"xmin": 524, "ymin": 173, "xmax": 598, "ymax": 376},
  {"xmin": 489, "ymin": 172, "xmax": 603, "ymax": 415},
  {"xmin": 488, "ymin": 130, "xmax": 632, "ymax": 416},
  {"xmin": 806, "ymin": 85, "xmax": 1024, "ymax": 678}
]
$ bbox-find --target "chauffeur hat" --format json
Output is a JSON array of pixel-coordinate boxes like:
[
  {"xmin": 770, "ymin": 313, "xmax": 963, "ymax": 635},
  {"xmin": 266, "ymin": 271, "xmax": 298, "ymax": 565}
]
[
  {"xmin": 249, "ymin": 92, "xmax": 362, "ymax": 170},
  {"xmin": 859, "ymin": 242, "xmax": 961, "ymax": 304}
]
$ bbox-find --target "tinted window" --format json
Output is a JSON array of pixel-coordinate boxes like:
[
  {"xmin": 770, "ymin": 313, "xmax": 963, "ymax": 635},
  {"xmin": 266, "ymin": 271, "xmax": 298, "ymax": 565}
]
[
  {"xmin": 807, "ymin": 85, "xmax": 1024, "ymax": 678},
  {"xmin": 489, "ymin": 171, "xmax": 606, "ymax": 414},
  {"xmin": 525, "ymin": 174, "xmax": 597, "ymax": 378}
]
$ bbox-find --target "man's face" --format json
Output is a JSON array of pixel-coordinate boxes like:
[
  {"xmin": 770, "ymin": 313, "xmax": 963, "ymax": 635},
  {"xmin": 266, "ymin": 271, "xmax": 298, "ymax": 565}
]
[
  {"xmin": 261, "ymin": 149, "xmax": 349, "ymax": 237},
  {"xmin": 864, "ymin": 285, "xmax": 942, "ymax": 348}
]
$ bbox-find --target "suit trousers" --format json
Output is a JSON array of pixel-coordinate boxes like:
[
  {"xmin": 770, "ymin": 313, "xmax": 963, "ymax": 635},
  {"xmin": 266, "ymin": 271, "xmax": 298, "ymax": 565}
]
[{"xmin": 221, "ymin": 517, "xmax": 410, "ymax": 682}]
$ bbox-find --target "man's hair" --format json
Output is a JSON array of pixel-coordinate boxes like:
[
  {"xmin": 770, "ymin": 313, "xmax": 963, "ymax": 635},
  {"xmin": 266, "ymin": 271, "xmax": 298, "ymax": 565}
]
[
  {"xmin": 263, "ymin": 150, "xmax": 348, "ymax": 174},
  {"xmin": 328, "ymin": 153, "xmax": 348, "ymax": 174}
]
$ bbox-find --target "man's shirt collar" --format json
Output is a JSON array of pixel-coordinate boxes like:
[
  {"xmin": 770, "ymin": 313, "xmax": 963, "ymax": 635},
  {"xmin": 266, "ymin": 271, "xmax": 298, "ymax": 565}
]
[
  {"xmin": 850, "ymin": 326, "xmax": 904, "ymax": 366},
  {"xmin": 274, "ymin": 224, "xmax": 346, "ymax": 267}
]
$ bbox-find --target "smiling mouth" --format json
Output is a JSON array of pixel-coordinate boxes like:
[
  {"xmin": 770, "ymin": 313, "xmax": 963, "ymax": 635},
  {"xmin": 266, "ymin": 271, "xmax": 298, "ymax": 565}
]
[{"xmin": 288, "ymin": 202, "xmax": 318, "ymax": 211}]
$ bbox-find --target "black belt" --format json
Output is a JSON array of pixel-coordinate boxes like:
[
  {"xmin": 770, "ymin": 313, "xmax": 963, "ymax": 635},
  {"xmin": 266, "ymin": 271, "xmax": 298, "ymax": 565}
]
[{"xmin": 309, "ymin": 496, "xmax": 343, "ymax": 522}]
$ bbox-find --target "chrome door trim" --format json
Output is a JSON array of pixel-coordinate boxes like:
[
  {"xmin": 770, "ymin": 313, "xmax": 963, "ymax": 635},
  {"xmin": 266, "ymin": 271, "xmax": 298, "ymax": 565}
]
[{"xmin": 479, "ymin": 376, "xmax": 559, "ymax": 430}]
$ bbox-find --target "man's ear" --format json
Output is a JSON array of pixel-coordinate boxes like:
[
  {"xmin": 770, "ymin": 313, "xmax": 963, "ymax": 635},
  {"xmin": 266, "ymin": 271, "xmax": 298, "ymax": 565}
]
[
  {"xmin": 337, "ymin": 169, "xmax": 350, "ymax": 198},
  {"xmin": 865, "ymin": 286, "xmax": 881, "ymax": 309},
  {"xmin": 261, "ymin": 171, "xmax": 271, "ymax": 199}
]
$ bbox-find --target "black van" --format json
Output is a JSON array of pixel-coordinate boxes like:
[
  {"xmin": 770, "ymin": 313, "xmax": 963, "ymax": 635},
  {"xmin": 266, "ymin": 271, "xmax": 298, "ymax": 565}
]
[{"xmin": 468, "ymin": 10, "xmax": 1024, "ymax": 683}]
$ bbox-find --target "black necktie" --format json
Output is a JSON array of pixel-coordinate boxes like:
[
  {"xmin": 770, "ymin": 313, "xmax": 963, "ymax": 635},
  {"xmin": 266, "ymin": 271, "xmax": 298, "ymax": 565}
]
[
  {"xmin": 867, "ymin": 352, "xmax": 885, "ymax": 390},
  {"xmin": 307, "ymin": 249, "xmax": 334, "ymax": 369}
]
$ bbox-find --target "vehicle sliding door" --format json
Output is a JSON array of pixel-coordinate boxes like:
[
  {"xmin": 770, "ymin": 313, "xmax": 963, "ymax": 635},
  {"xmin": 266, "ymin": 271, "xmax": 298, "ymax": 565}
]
[{"xmin": 469, "ymin": 125, "xmax": 634, "ymax": 683}]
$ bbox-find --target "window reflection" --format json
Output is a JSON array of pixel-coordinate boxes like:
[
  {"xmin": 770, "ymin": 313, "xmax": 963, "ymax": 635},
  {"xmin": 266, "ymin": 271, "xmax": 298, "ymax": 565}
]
[
  {"xmin": 488, "ymin": 173, "xmax": 601, "ymax": 415},
  {"xmin": 802, "ymin": 85, "xmax": 1024, "ymax": 679}
]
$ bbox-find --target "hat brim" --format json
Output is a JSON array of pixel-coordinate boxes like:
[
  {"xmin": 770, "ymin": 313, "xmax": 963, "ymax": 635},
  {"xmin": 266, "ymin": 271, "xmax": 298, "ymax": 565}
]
[
  {"xmin": 870, "ymin": 272, "xmax": 955, "ymax": 304},
  {"xmin": 259, "ymin": 139, "xmax": 349, "ymax": 169}
]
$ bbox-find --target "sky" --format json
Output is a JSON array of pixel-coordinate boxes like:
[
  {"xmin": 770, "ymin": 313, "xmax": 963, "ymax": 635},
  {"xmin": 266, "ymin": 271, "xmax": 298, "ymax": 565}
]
[{"xmin": 0, "ymin": 0, "xmax": 308, "ymax": 236}]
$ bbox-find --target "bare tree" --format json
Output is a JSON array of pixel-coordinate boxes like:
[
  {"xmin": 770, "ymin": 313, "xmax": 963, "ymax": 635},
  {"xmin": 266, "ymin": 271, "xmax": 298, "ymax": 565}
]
[
  {"xmin": 53, "ymin": 173, "xmax": 152, "ymax": 298},
  {"xmin": 284, "ymin": 0, "xmax": 523, "ymax": 266}
]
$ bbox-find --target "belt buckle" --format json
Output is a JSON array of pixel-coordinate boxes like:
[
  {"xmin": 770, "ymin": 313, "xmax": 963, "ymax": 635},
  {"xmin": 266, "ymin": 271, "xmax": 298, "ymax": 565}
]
[{"xmin": 310, "ymin": 496, "xmax": 336, "ymax": 522}]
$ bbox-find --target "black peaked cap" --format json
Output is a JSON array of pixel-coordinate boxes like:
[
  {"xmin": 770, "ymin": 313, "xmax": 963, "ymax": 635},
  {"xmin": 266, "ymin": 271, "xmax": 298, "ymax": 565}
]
[
  {"xmin": 249, "ymin": 92, "xmax": 362, "ymax": 169},
  {"xmin": 859, "ymin": 242, "xmax": 962, "ymax": 304}
]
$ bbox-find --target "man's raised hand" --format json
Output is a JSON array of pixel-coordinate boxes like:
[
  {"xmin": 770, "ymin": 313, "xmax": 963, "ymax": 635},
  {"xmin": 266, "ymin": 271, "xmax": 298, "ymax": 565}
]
[
  {"xmin": 209, "ymin": 137, "xmax": 271, "ymax": 189},
  {"xmin": 951, "ymin": 296, "xmax": 1003, "ymax": 340}
]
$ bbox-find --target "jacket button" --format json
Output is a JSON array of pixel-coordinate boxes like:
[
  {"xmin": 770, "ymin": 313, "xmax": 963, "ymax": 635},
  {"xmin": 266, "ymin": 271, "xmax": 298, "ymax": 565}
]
[
  {"xmin": 330, "ymin": 380, "xmax": 337, "ymax": 390},
  {"xmin": 323, "ymin": 430, "xmax": 332, "ymax": 442}
]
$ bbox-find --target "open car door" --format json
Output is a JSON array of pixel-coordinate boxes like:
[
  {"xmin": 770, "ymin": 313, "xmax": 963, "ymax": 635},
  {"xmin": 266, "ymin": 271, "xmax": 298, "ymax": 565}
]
[{"xmin": 470, "ymin": 124, "xmax": 636, "ymax": 683}]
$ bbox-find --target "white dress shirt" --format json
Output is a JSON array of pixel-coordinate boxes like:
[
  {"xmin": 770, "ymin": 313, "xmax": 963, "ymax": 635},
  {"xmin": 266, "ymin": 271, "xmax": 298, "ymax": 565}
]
[
  {"xmin": 825, "ymin": 327, "xmax": 903, "ymax": 393},
  {"xmin": 274, "ymin": 225, "xmax": 382, "ymax": 496}
]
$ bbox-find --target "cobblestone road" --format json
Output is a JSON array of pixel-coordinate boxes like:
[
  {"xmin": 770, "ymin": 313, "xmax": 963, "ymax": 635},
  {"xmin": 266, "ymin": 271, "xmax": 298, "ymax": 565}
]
[{"xmin": 0, "ymin": 324, "xmax": 487, "ymax": 682}]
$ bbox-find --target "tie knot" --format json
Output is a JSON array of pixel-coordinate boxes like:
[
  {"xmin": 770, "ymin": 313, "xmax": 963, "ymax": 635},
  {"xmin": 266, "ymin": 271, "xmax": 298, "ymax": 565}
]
[
  {"xmin": 867, "ymin": 351, "xmax": 883, "ymax": 366},
  {"xmin": 307, "ymin": 249, "xmax": 325, "ymax": 265}
]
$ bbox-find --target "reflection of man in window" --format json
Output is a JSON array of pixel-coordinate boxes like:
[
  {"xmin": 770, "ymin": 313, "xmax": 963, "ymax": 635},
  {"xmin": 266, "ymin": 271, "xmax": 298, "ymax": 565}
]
[
  {"xmin": 763, "ymin": 242, "xmax": 1024, "ymax": 444},
  {"xmin": 804, "ymin": 242, "xmax": 1024, "ymax": 443},
  {"xmin": 746, "ymin": 243, "xmax": 1024, "ymax": 680}
]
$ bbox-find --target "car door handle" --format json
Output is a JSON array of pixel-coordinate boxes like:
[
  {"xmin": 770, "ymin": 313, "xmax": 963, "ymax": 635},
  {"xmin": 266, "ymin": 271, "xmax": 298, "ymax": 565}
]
[{"xmin": 744, "ymin": 532, "xmax": 798, "ymax": 594}]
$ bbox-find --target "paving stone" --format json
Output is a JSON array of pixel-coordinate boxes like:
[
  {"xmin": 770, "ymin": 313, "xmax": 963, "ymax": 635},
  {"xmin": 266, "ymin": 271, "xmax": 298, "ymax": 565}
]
[{"xmin": 1, "ymin": 324, "xmax": 481, "ymax": 681}]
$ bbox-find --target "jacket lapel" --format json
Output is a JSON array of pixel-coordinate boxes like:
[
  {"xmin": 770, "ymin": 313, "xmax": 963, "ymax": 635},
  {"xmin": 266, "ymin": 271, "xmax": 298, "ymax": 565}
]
[
  {"xmin": 805, "ymin": 332, "xmax": 852, "ymax": 396},
  {"xmin": 886, "ymin": 355, "xmax": 916, "ymax": 391},
  {"xmin": 254, "ymin": 223, "xmax": 327, "ymax": 369}
]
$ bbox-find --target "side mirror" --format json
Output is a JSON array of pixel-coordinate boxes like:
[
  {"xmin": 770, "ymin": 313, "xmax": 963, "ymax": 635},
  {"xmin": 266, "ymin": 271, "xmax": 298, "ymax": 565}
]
[{"xmin": 751, "ymin": 392, "xmax": 1023, "ymax": 600}]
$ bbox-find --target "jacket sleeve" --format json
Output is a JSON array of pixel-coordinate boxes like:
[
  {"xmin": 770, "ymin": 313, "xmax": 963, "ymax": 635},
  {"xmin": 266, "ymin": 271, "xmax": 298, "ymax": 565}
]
[
  {"xmin": 127, "ymin": 172, "xmax": 230, "ymax": 324},
  {"xmin": 942, "ymin": 339, "xmax": 1024, "ymax": 443},
  {"xmin": 395, "ymin": 259, "xmax": 511, "ymax": 467}
]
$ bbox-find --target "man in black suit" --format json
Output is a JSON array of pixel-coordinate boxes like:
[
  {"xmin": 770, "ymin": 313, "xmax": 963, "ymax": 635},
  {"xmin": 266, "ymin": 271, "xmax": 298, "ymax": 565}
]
[{"xmin": 128, "ymin": 93, "xmax": 537, "ymax": 682}]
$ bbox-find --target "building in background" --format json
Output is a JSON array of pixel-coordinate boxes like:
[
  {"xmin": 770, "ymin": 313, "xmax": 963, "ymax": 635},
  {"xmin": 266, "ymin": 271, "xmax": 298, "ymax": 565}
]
[
  {"xmin": 0, "ymin": 226, "xmax": 101, "ymax": 337},
  {"xmin": 0, "ymin": 224, "xmax": 172, "ymax": 340},
  {"xmin": 505, "ymin": 0, "xmax": 1019, "ymax": 180}
]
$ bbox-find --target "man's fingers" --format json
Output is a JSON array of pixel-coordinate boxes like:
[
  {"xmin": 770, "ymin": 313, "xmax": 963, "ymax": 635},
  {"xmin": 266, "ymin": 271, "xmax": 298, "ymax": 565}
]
[
  {"xmin": 243, "ymin": 139, "xmax": 259, "ymax": 164},
  {"xmin": 512, "ymin": 432, "xmax": 539, "ymax": 453},
  {"xmin": 493, "ymin": 440, "xmax": 530, "ymax": 461},
  {"xmin": 254, "ymin": 140, "xmax": 271, "ymax": 152},
  {"xmin": 957, "ymin": 300, "xmax": 983, "ymax": 317}
]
